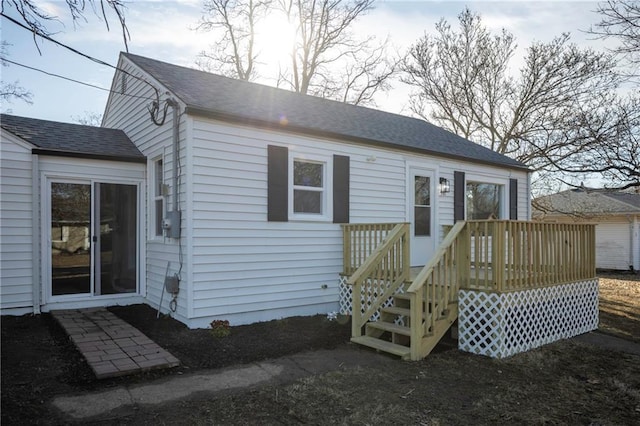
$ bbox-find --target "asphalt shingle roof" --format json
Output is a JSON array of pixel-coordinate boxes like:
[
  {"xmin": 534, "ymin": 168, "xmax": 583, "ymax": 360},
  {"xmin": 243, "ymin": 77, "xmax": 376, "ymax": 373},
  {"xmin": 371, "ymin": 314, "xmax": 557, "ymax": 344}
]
[
  {"xmin": 533, "ymin": 189, "xmax": 640, "ymax": 217},
  {"xmin": 123, "ymin": 53, "xmax": 528, "ymax": 171},
  {"xmin": 1, "ymin": 114, "xmax": 145, "ymax": 162}
]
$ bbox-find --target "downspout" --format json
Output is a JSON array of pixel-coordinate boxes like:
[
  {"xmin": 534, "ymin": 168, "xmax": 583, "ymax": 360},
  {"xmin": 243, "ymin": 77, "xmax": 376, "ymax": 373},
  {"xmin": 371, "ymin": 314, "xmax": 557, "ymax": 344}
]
[
  {"xmin": 170, "ymin": 99, "xmax": 180, "ymax": 221},
  {"xmin": 164, "ymin": 98, "xmax": 181, "ymax": 240},
  {"xmin": 31, "ymin": 153, "xmax": 41, "ymax": 314},
  {"xmin": 526, "ymin": 172, "xmax": 532, "ymax": 220}
]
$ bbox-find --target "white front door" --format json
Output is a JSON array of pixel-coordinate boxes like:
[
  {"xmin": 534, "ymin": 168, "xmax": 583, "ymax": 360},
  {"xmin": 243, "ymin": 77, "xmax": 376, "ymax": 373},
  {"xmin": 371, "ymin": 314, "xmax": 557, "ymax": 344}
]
[{"xmin": 408, "ymin": 167, "xmax": 436, "ymax": 266}]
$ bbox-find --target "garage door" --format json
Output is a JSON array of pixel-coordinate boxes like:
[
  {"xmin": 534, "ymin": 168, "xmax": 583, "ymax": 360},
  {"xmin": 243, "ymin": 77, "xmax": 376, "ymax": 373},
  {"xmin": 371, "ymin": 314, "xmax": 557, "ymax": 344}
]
[{"xmin": 595, "ymin": 222, "xmax": 631, "ymax": 270}]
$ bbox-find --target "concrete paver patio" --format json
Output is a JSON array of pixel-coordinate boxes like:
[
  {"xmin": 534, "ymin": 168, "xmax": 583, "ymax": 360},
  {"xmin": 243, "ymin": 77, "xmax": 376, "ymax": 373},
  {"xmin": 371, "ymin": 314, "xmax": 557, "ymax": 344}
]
[{"xmin": 51, "ymin": 308, "xmax": 179, "ymax": 379}]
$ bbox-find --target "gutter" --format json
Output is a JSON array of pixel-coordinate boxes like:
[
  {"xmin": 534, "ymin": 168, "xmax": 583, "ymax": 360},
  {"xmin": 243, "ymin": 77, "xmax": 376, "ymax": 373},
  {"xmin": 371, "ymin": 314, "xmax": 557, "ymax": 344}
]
[{"xmin": 31, "ymin": 149, "xmax": 146, "ymax": 164}]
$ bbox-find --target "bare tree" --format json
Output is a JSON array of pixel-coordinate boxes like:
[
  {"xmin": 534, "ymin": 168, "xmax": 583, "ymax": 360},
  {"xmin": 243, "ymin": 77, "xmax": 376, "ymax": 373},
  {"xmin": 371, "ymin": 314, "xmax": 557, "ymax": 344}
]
[
  {"xmin": 540, "ymin": 96, "xmax": 639, "ymax": 191},
  {"xmin": 196, "ymin": 0, "xmax": 398, "ymax": 106},
  {"xmin": 402, "ymin": 8, "xmax": 629, "ymax": 194},
  {"xmin": 196, "ymin": 0, "xmax": 268, "ymax": 80},
  {"xmin": 278, "ymin": 0, "xmax": 373, "ymax": 95},
  {"xmin": 72, "ymin": 111, "xmax": 103, "ymax": 126},
  {"xmin": 1, "ymin": 41, "xmax": 32, "ymax": 106},
  {"xmin": 1, "ymin": 0, "xmax": 130, "ymax": 52},
  {"xmin": 588, "ymin": 0, "xmax": 640, "ymax": 77}
]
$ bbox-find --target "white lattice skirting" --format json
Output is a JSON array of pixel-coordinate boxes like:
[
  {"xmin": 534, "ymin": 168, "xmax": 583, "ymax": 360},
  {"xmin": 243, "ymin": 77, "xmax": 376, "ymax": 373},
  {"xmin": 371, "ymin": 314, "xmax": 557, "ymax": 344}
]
[
  {"xmin": 458, "ymin": 280, "xmax": 599, "ymax": 358},
  {"xmin": 338, "ymin": 276, "xmax": 405, "ymax": 321}
]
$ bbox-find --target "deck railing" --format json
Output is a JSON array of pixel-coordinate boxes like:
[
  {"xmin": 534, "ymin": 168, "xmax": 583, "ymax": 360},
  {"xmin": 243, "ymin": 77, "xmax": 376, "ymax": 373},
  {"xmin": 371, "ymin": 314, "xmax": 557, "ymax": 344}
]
[
  {"xmin": 341, "ymin": 223, "xmax": 399, "ymax": 276},
  {"xmin": 345, "ymin": 223, "xmax": 410, "ymax": 338},
  {"xmin": 406, "ymin": 221, "xmax": 465, "ymax": 359},
  {"xmin": 342, "ymin": 220, "xmax": 596, "ymax": 360},
  {"xmin": 461, "ymin": 220, "xmax": 596, "ymax": 292}
]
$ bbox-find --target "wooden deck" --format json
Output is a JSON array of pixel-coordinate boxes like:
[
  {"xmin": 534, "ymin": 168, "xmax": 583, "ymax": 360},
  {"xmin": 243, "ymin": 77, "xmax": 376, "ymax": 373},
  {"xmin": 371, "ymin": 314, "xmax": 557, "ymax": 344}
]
[{"xmin": 342, "ymin": 220, "xmax": 597, "ymax": 360}]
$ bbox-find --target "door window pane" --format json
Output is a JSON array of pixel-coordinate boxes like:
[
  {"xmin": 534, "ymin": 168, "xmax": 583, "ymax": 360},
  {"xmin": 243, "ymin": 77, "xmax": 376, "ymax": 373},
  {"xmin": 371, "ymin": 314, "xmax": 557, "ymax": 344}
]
[
  {"xmin": 414, "ymin": 176, "xmax": 431, "ymax": 236},
  {"xmin": 415, "ymin": 206, "xmax": 431, "ymax": 236},
  {"xmin": 415, "ymin": 176, "xmax": 430, "ymax": 206},
  {"xmin": 51, "ymin": 183, "xmax": 91, "ymax": 295}
]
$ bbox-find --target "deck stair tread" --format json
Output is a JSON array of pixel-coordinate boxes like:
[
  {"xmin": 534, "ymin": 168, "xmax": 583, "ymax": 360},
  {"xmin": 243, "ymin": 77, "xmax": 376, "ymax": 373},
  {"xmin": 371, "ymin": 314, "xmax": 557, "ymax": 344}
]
[
  {"xmin": 351, "ymin": 336, "xmax": 410, "ymax": 358},
  {"xmin": 381, "ymin": 306, "xmax": 411, "ymax": 316},
  {"xmin": 393, "ymin": 293, "xmax": 434, "ymax": 303},
  {"xmin": 366, "ymin": 321, "xmax": 412, "ymax": 336},
  {"xmin": 381, "ymin": 306, "xmax": 429, "ymax": 319}
]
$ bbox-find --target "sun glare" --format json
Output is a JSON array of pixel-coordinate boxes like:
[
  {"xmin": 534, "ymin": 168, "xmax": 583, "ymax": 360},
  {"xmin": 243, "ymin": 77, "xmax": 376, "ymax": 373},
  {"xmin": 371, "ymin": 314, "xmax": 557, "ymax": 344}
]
[{"xmin": 255, "ymin": 12, "xmax": 296, "ymax": 66}]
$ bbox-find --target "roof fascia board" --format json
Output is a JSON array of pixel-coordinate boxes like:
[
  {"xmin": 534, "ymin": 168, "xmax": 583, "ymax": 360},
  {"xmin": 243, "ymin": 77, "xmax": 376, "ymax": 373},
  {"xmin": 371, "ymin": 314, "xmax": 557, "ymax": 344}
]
[
  {"xmin": 184, "ymin": 106, "xmax": 530, "ymax": 172},
  {"xmin": 119, "ymin": 54, "xmax": 188, "ymax": 111},
  {"xmin": 1, "ymin": 127, "xmax": 36, "ymax": 150},
  {"xmin": 31, "ymin": 148, "xmax": 146, "ymax": 164},
  {"xmin": 101, "ymin": 53, "xmax": 124, "ymax": 126}
]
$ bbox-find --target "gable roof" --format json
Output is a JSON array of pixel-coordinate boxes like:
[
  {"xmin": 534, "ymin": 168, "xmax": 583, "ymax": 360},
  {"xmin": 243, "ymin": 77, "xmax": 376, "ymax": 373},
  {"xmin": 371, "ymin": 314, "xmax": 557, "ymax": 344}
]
[
  {"xmin": 1, "ymin": 114, "xmax": 145, "ymax": 163},
  {"xmin": 533, "ymin": 189, "xmax": 640, "ymax": 217},
  {"xmin": 122, "ymin": 53, "xmax": 528, "ymax": 171}
]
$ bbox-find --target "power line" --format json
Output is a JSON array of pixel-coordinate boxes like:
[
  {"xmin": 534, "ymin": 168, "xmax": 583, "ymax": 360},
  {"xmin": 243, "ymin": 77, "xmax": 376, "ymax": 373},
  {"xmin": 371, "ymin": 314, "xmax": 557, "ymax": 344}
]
[
  {"xmin": 2, "ymin": 57, "xmax": 156, "ymax": 102},
  {"xmin": 1, "ymin": 11, "xmax": 174, "ymax": 124},
  {"xmin": 1, "ymin": 12, "xmax": 161, "ymax": 97}
]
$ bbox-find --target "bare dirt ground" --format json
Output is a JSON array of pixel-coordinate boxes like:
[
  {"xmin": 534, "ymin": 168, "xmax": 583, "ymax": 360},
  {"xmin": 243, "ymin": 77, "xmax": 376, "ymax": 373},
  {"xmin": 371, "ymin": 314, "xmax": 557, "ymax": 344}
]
[
  {"xmin": 598, "ymin": 272, "xmax": 640, "ymax": 343},
  {"xmin": 2, "ymin": 272, "xmax": 639, "ymax": 425}
]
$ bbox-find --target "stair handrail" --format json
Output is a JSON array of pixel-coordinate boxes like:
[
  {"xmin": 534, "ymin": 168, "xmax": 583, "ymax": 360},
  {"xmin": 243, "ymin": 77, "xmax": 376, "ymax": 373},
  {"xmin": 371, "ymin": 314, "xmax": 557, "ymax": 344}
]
[
  {"xmin": 406, "ymin": 220, "xmax": 467, "ymax": 360},
  {"xmin": 347, "ymin": 222, "xmax": 410, "ymax": 338}
]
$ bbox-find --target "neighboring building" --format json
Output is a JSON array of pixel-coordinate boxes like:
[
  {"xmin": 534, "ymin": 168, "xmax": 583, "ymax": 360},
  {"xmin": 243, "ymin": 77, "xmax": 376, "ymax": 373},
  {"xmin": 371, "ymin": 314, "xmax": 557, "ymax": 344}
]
[
  {"xmin": 534, "ymin": 188, "xmax": 640, "ymax": 272},
  {"xmin": 0, "ymin": 52, "xmax": 531, "ymax": 328}
]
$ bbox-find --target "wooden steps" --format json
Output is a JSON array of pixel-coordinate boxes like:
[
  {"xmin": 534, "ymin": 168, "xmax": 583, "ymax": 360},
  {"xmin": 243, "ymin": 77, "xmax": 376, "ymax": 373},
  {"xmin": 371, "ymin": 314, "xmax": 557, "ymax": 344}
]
[
  {"xmin": 351, "ymin": 336, "xmax": 411, "ymax": 359},
  {"xmin": 350, "ymin": 290, "xmax": 458, "ymax": 361},
  {"xmin": 366, "ymin": 320, "xmax": 411, "ymax": 336}
]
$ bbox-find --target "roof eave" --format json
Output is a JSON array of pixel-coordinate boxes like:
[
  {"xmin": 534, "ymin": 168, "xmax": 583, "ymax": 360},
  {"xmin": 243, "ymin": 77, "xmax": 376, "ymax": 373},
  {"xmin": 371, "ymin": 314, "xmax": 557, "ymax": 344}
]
[{"xmin": 184, "ymin": 106, "xmax": 530, "ymax": 172}]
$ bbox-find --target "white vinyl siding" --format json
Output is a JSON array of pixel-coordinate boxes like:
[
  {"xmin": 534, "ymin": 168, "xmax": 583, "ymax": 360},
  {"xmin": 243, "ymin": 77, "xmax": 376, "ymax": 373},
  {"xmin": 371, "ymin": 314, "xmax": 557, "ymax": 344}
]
[
  {"xmin": 0, "ymin": 135, "xmax": 34, "ymax": 311},
  {"xmin": 189, "ymin": 117, "xmax": 530, "ymax": 326},
  {"xmin": 102, "ymin": 58, "xmax": 190, "ymax": 322},
  {"xmin": 101, "ymin": 55, "xmax": 530, "ymax": 328}
]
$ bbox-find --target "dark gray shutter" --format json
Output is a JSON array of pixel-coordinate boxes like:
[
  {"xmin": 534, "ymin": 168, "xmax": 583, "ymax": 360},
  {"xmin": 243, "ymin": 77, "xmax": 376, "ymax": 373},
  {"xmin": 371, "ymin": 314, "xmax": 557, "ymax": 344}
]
[
  {"xmin": 267, "ymin": 145, "xmax": 288, "ymax": 222},
  {"xmin": 333, "ymin": 155, "xmax": 350, "ymax": 223},
  {"xmin": 454, "ymin": 171, "xmax": 465, "ymax": 223},
  {"xmin": 509, "ymin": 178, "xmax": 518, "ymax": 220}
]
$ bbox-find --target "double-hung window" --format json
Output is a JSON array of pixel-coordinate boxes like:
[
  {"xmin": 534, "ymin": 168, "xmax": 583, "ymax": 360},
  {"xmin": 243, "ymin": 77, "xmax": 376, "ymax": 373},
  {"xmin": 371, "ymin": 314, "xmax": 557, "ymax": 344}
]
[
  {"xmin": 152, "ymin": 157, "xmax": 165, "ymax": 237},
  {"xmin": 289, "ymin": 155, "xmax": 332, "ymax": 220},
  {"xmin": 267, "ymin": 145, "xmax": 348, "ymax": 223},
  {"xmin": 293, "ymin": 159, "xmax": 324, "ymax": 214}
]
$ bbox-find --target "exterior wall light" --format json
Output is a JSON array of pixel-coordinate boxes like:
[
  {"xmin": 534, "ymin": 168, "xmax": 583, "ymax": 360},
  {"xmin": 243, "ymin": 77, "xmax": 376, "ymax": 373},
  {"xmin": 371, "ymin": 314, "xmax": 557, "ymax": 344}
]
[{"xmin": 439, "ymin": 177, "xmax": 451, "ymax": 194}]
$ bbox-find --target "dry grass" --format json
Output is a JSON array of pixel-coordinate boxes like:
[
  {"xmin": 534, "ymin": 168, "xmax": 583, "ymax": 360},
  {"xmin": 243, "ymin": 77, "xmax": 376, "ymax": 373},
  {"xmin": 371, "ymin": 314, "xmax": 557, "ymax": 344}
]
[{"xmin": 598, "ymin": 272, "xmax": 640, "ymax": 343}]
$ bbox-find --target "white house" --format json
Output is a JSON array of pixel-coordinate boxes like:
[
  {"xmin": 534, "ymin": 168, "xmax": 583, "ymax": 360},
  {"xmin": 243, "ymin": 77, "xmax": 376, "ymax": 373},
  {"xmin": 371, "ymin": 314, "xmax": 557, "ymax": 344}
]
[
  {"xmin": 534, "ymin": 189, "xmax": 640, "ymax": 272},
  {"xmin": 0, "ymin": 52, "xmax": 532, "ymax": 329}
]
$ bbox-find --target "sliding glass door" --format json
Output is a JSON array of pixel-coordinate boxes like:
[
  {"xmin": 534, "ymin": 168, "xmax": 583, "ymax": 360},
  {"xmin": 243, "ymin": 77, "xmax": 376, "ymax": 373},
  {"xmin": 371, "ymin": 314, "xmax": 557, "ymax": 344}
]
[{"xmin": 50, "ymin": 181, "xmax": 138, "ymax": 298}]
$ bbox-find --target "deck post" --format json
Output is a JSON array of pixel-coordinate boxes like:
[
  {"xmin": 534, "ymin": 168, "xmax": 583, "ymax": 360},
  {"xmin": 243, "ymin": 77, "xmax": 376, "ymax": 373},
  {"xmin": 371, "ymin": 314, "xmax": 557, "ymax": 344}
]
[
  {"xmin": 455, "ymin": 223, "xmax": 470, "ymax": 288},
  {"xmin": 403, "ymin": 223, "xmax": 410, "ymax": 281},
  {"xmin": 351, "ymin": 281, "xmax": 362, "ymax": 337},
  {"xmin": 341, "ymin": 224, "xmax": 350, "ymax": 275},
  {"xmin": 409, "ymin": 287, "xmax": 423, "ymax": 361},
  {"xmin": 493, "ymin": 221, "xmax": 505, "ymax": 292}
]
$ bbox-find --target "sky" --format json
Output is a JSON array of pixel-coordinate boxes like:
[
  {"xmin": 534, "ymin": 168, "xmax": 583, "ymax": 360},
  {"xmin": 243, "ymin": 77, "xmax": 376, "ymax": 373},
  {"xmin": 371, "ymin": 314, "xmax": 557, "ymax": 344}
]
[{"xmin": 1, "ymin": 1, "xmax": 614, "ymax": 124}]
